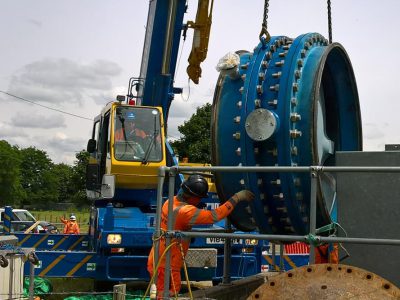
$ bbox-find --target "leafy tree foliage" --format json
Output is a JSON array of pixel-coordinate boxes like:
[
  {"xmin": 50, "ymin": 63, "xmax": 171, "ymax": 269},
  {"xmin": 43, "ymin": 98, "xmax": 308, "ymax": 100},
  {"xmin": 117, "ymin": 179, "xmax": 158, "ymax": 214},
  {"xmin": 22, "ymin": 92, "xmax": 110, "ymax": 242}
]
[
  {"xmin": 0, "ymin": 140, "xmax": 90, "ymax": 209},
  {"xmin": 70, "ymin": 150, "xmax": 90, "ymax": 208},
  {"xmin": 170, "ymin": 103, "xmax": 212, "ymax": 163},
  {"xmin": 0, "ymin": 141, "xmax": 25, "ymax": 207},
  {"xmin": 53, "ymin": 163, "xmax": 74, "ymax": 205},
  {"xmin": 19, "ymin": 147, "xmax": 59, "ymax": 208}
]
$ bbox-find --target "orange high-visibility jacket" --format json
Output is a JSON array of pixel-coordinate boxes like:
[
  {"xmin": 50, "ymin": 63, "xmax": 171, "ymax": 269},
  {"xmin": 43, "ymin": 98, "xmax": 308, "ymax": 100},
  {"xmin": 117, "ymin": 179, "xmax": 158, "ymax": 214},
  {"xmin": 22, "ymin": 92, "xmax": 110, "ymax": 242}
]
[
  {"xmin": 147, "ymin": 195, "xmax": 237, "ymax": 272},
  {"xmin": 60, "ymin": 218, "xmax": 80, "ymax": 234},
  {"xmin": 115, "ymin": 128, "xmax": 147, "ymax": 141}
]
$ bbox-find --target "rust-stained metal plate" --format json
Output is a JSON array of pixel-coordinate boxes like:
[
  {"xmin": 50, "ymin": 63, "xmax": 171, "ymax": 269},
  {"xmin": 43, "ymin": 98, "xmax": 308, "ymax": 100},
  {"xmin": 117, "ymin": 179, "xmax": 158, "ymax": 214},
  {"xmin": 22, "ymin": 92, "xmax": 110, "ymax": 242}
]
[{"xmin": 247, "ymin": 264, "xmax": 400, "ymax": 299}]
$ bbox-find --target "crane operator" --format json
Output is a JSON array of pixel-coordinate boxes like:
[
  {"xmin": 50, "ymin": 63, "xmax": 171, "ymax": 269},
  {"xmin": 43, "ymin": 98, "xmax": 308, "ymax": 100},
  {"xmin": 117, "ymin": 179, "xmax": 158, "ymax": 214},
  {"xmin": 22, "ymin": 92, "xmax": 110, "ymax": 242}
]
[{"xmin": 115, "ymin": 112, "xmax": 147, "ymax": 141}]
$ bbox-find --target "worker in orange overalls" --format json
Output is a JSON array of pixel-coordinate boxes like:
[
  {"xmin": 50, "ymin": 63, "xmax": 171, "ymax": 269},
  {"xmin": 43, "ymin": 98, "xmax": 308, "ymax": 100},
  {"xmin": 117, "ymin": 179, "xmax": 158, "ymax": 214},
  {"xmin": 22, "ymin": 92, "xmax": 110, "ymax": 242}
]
[
  {"xmin": 60, "ymin": 215, "xmax": 80, "ymax": 234},
  {"xmin": 315, "ymin": 243, "xmax": 339, "ymax": 264},
  {"xmin": 147, "ymin": 174, "xmax": 255, "ymax": 298}
]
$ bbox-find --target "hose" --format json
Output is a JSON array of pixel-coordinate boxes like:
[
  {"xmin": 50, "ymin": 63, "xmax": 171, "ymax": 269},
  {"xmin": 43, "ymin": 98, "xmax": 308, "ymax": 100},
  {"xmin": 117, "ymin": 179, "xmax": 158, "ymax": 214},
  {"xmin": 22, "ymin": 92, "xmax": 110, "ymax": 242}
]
[
  {"xmin": 142, "ymin": 239, "xmax": 194, "ymax": 300},
  {"xmin": 179, "ymin": 243, "xmax": 193, "ymax": 299},
  {"xmin": 142, "ymin": 240, "xmax": 181, "ymax": 299}
]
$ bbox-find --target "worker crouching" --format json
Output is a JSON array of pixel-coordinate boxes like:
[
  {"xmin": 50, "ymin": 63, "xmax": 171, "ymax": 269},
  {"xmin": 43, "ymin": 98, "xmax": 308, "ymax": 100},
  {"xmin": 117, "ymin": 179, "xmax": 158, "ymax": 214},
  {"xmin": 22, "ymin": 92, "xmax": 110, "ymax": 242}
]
[{"xmin": 147, "ymin": 174, "xmax": 255, "ymax": 298}]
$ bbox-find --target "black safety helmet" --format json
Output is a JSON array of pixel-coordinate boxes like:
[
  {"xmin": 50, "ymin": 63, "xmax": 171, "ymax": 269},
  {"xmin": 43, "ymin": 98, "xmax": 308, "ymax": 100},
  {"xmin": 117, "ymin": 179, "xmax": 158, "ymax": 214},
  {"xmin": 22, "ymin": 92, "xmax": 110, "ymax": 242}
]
[{"xmin": 181, "ymin": 174, "xmax": 208, "ymax": 198}]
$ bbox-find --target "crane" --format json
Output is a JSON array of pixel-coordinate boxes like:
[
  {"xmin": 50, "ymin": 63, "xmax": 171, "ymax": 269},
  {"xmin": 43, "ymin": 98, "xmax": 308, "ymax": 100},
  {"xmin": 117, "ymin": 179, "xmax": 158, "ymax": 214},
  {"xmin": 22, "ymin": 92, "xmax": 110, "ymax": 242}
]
[{"xmin": 83, "ymin": 0, "xmax": 265, "ymax": 287}]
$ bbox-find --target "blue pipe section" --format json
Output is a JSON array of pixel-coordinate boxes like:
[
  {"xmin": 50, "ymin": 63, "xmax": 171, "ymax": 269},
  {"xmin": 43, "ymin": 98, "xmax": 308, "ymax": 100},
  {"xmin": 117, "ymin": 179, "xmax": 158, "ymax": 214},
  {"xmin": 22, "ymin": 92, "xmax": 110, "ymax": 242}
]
[{"xmin": 212, "ymin": 33, "xmax": 362, "ymax": 235}]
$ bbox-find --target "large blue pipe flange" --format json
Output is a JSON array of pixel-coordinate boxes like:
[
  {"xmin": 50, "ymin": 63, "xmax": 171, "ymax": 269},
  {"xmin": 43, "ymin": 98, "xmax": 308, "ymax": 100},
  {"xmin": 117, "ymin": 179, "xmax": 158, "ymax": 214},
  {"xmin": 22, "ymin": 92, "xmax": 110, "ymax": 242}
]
[{"xmin": 211, "ymin": 33, "xmax": 362, "ymax": 235}]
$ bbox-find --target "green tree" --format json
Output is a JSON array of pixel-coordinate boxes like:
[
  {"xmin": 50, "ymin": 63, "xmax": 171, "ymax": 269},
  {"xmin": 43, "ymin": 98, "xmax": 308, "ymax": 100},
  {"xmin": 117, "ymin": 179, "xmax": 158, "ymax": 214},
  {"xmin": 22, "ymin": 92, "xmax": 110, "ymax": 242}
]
[
  {"xmin": 52, "ymin": 163, "xmax": 74, "ymax": 205},
  {"xmin": 20, "ymin": 147, "xmax": 58, "ymax": 208},
  {"xmin": 0, "ymin": 140, "xmax": 25, "ymax": 207},
  {"xmin": 70, "ymin": 150, "xmax": 90, "ymax": 208},
  {"xmin": 170, "ymin": 103, "xmax": 211, "ymax": 163}
]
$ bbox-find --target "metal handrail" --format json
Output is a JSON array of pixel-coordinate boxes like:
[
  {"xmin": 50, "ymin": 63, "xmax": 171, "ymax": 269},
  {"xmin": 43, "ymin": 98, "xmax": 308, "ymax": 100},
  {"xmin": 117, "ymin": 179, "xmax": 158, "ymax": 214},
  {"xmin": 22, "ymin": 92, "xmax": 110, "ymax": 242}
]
[{"xmin": 154, "ymin": 165, "xmax": 400, "ymax": 298}]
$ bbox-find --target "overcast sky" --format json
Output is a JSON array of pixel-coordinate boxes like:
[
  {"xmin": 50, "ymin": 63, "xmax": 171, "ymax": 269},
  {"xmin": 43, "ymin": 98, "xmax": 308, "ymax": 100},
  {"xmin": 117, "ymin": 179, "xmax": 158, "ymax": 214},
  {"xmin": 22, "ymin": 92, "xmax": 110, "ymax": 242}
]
[{"xmin": 1, "ymin": 0, "xmax": 399, "ymax": 164}]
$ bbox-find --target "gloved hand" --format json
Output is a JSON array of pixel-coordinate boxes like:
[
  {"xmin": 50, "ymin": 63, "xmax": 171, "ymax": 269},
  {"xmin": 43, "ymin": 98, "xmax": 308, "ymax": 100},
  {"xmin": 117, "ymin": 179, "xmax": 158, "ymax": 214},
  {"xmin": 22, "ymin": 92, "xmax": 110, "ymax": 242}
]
[{"xmin": 234, "ymin": 190, "xmax": 255, "ymax": 203}]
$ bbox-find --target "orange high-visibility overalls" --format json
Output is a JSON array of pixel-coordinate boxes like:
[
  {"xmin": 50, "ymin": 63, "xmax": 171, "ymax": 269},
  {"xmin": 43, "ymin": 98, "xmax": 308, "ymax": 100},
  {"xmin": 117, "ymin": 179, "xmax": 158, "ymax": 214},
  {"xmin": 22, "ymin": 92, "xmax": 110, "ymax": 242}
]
[
  {"xmin": 60, "ymin": 218, "xmax": 80, "ymax": 234},
  {"xmin": 147, "ymin": 195, "xmax": 237, "ymax": 297},
  {"xmin": 315, "ymin": 243, "xmax": 339, "ymax": 264}
]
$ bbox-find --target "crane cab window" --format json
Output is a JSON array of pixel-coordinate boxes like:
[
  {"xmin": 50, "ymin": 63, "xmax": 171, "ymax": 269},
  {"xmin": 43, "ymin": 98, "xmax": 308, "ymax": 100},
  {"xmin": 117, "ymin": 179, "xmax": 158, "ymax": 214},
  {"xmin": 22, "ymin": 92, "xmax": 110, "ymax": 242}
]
[{"xmin": 114, "ymin": 106, "xmax": 162, "ymax": 162}]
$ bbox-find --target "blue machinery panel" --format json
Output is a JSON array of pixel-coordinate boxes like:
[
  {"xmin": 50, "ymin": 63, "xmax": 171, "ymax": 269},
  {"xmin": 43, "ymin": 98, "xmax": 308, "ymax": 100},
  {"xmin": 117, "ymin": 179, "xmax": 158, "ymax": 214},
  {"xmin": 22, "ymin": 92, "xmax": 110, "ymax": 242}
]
[
  {"xmin": 25, "ymin": 251, "xmax": 97, "ymax": 278},
  {"xmin": 15, "ymin": 233, "xmax": 90, "ymax": 251},
  {"xmin": 212, "ymin": 33, "xmax": 362, "ymax": 235}
]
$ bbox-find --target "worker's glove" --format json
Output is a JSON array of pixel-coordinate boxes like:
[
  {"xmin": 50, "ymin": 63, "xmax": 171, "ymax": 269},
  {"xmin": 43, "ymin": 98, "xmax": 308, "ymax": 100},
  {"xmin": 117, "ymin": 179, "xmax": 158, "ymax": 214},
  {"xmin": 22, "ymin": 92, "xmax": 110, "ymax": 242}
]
[{"xmin": 233, "ymin": 190, "xmax": 255, "ymax": 204}]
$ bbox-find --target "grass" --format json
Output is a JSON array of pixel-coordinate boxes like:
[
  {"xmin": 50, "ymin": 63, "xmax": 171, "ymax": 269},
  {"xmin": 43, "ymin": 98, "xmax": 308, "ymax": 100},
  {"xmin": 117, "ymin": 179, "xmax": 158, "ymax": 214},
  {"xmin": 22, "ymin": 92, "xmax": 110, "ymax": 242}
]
[{"xmin": 31, "ymin": 210, "xmax": 91, "ymax": 233}]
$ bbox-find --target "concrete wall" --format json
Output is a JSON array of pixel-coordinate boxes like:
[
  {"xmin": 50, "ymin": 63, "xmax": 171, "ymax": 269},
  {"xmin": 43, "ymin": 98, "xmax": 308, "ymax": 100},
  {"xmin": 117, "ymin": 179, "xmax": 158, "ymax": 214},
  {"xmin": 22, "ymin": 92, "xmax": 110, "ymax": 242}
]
[{"xmin": 336, "ymin": 150, "xmax": 400, "ymax": 286}]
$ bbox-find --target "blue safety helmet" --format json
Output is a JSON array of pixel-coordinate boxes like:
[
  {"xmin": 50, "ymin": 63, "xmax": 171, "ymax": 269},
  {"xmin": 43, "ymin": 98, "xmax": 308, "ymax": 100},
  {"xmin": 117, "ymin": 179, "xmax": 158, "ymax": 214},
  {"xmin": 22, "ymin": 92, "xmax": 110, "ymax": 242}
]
[{"xmin": 126, "ymin": 112, "xmax": 136, "ymax": 120}]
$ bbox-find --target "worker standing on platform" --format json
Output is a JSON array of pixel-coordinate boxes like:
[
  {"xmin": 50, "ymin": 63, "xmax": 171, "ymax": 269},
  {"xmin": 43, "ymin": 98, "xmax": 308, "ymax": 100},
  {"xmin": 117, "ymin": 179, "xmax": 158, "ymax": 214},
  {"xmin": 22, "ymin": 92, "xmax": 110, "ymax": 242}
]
[
  {"xmin": 147, "ymin": 174, "xmax": 255, "ymax": 298},
  {"xmin": 60, "ymin": 214, "xmax": 80, "ymax": 234}
]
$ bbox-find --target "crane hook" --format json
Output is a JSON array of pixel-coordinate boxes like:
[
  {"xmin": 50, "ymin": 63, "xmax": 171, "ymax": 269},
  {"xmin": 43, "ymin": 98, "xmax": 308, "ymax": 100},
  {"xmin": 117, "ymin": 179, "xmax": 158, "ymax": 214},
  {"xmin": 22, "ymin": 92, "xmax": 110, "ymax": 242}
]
[
  {"xmin": 259, "ymin": 0, "xmax": 271, "ymax": 46},
  {"xmin": 259, "ymin": 24, "xmax": 271, "ymax": 46}
]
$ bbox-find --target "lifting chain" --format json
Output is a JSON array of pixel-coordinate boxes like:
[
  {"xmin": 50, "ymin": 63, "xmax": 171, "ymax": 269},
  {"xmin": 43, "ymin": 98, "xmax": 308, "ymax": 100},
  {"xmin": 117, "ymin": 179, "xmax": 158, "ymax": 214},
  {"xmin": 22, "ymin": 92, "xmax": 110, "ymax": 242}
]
[
  {"xmin": 259, "ymin": 1, "xmax": 333, "ymax": 45},
  {"xmin": 327, "ymin": 0, "xmax": 333, "ymax": 43},
  {"xmin": 259, "ymin": 0, "xmax": 271, "ymax": 45}
]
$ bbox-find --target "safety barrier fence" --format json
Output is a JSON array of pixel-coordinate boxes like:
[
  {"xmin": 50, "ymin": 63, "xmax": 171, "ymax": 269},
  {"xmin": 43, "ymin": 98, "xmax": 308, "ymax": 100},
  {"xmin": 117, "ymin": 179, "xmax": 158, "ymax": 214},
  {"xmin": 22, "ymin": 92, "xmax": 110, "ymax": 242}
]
[{"xmin": 154, "ymin": 165, "xmax": 400, "ymax": 299}]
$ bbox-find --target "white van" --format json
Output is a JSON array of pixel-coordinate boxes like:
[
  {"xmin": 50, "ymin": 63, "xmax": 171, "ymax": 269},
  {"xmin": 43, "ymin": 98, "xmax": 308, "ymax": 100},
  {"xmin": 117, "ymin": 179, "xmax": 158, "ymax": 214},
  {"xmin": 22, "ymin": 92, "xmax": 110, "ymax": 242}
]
[
  {"xmin": 0, "ymin": 208, "xmax": 58, "ymax": 233},
  {"xmin": 0, "ymin": 208, "xmax": 38, "ymax": 233}
]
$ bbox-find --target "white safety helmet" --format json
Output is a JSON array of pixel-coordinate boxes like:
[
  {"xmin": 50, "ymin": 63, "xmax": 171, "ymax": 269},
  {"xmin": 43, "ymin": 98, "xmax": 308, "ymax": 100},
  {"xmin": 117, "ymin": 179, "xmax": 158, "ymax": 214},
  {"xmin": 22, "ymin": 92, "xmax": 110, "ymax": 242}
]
[{"xmin": 70, "ymin": 215, "xmax": 76, "ymax": 221}]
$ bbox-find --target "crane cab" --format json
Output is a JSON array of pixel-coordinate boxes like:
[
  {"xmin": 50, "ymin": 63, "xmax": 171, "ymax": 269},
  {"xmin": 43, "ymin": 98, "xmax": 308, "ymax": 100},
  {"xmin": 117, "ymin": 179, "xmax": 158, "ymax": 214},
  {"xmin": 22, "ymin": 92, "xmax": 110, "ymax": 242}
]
[{"xmin": 86, "ymin": 101, "xmax": 166, "ymax": 206}]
